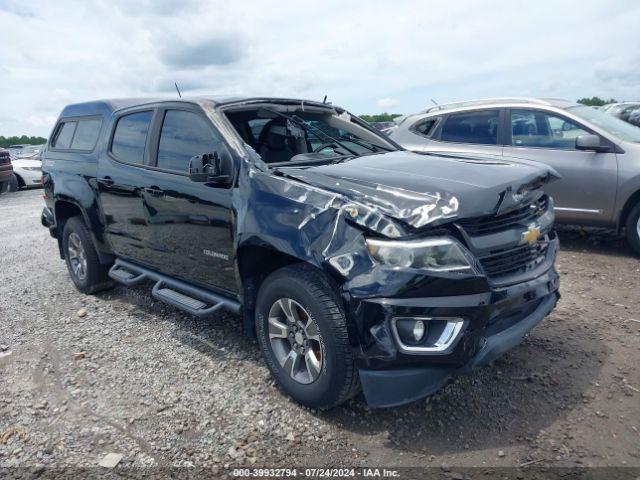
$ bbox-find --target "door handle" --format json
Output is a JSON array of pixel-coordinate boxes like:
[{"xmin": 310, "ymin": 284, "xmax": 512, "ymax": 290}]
[
  {"xmin": 145, "ymin": 186, "xmax": 165, "ymax": 197},
  {"xmin": 98, "ymin": 176, "xmax": 114, "ymax": 187}
]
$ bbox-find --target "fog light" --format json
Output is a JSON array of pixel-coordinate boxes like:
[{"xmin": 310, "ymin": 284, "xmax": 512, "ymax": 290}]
[
  {"xmin": 391, "ymin": 317, "xmax": 466, "ymax": 354},
  {"xmin": 412, "ymin": 320, "xmax": 425, "ymax": 341}
]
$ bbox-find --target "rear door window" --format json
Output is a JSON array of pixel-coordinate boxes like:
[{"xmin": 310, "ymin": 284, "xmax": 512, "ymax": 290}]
[
  {"xmin": 111, "ymin": 111, "xmax": 153, "ymax": 164},
  {"xmin": 52, "ymin": 121, "xmax": 77, "ymax": 149},
  {"xmin": 70, "ymin": 119, "xmax": 103, "ymax": 150},
  {"xmin": 440, "ymin": 110, "xmax": 500, "ymax": 145},
  {"xmin": 156, "ymin": 110, "xmax": 222, "ymax": 172}
]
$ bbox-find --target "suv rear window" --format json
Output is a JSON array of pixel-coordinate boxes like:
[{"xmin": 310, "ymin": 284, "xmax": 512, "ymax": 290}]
[
  {"xmin": 70, "ymin": 119, "xmax": 102, "ymax": 150},
  {"xmin": 52, "ymin": 121, "xmax": 77, "ymax": 149},
  {"xmin": 411, "ymin": 118, "xmax": 438, "ymax": 137},
  {"xmin": 441, "ymin": 110, "xmax": 499, "ymax": 145},
  {"xmin": 51, "ymin": 118, "xmax": 103, "ymax": 151},
  {"xmin": 111, "ymin": 111, "xmax": 153, "ymax": 164}
]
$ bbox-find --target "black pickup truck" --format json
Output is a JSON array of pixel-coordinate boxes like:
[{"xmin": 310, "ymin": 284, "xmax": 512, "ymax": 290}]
[{"xmin": 41, "ymin": 97, "xmax": 560, "ymax": 408}]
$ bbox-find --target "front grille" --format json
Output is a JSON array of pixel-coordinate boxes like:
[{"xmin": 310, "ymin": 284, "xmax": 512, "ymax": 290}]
[
  {"xmin": 479, "ymin": 240, "xmax": 548, "ymax": 278},
  {"xmin": 458, "ymin": 196, "xmax": 548, "ymax": 236},
  {"xmin": 0, "ymin": 151, "xmax": 10, "ymax": 165}
]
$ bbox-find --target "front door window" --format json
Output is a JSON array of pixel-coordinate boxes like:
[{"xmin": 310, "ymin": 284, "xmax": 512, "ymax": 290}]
[{"xmin": 511, "ymin": 110, "xmax": 590, "ymax": 150}]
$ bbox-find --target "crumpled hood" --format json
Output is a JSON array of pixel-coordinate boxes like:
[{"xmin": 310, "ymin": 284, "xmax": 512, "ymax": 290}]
[{"xmin": 276, "ymin": 150, "xmax": 559, "ymax": 230}]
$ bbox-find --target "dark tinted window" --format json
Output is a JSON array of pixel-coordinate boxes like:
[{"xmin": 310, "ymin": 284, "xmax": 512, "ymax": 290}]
[
  {"xmin": 248, "ymin": 118, "xmax": 270, "ymax": 141},
  {"xmin": 412, "ymin": 118, "xmax": 438, "ymax": 136},
  {"xmin": 441, "ymin": 110, "xmax": 499, "ymax": 145},
  {"xmin": 111, "ymin": 111, "xmax": 153, "ymax": 164},
  {"xmin": 70, "ymin": 119, "xmax": 102, "ymax": 150},
  {"xmin": 511, "ymin": 110, "xmax": 589, "ymax": 150},
  {"xmin": 53, "ymin": 121, "xmax": 77, "ymax": 149},
  {"xmin": 156, "ymin": 110, "xmax": 220, "ymax": 172}
]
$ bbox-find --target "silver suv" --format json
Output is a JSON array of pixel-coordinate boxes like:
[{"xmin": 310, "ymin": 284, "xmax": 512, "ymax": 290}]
[{"xmin": 390, "ymin": 98, "xmax": 640, "ymax": 254}]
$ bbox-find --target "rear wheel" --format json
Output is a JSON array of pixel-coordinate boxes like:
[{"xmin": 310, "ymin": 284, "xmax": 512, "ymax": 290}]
[
  {"xmin": 255, "ymin": 264, "xmax": 360, "ymax": 409},
  {"xmin": 62, "ymin": 216, "xmax": 114, "ymax": 294},
  {"xmin": 625, "ymin": 202, "xmax": 640, "ymax": 256}
]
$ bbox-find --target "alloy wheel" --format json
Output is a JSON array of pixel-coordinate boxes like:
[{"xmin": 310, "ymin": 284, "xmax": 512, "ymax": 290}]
[
  {"xmin": 67, "ymin": 232, "xmax": 88, "ymax": 281},
  {"xmin": 267, "ymin": 298, "xmax": 323, "ymax": 384}
]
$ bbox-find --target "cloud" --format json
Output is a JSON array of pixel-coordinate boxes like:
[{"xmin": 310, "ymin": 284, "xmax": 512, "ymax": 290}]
[
  {"xmin": 1, "ymin": 0, "xmax": 640, "ymax": 136},
  {"xmin": 159, "ymin": 36, "xmax": 246, "ymax": 68},
  {"xmin": 0, "ymin": 0, "xmax": 34, "ymax": 17},
  {"xmin": 595, "ymin": 53, "xmax": 640, "ymax": 87},
  {"xmin": 25, "ymin": 114, "xmax": 58, "ymax": 128},
  {"xmin": 377, "ymin": 98, "xmax": 399, "ymax": 109}
]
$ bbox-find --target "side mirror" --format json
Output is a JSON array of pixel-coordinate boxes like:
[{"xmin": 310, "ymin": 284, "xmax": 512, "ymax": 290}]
[
  {"xmin": 188, "ymin": 152, "xmax": 232, "ymax": 185},
  {"xmin": 575, "ymin": 134, "xmax": 611, "ymax": 153}
]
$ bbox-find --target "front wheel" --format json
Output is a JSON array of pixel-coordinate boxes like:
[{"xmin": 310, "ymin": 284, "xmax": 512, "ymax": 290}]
[
  {"xmin": 626, "ymin": 202, "xmax": 640, "ymax": 256},
  {"xmin": 255, "ymin": 264, "xmax": 360, "ymax": 409}
]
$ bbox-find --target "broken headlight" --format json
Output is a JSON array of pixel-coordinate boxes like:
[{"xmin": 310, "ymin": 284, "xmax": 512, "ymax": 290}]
[{"xmin": 366, "ymin": 237, "xmax": 473, "ymax": 272}]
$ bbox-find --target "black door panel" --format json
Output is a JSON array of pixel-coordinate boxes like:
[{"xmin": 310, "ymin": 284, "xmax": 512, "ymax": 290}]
[
  {"xmin": 97, "ymin": 110, "xmax": 156, "ymax": 264},
  {"xmin": 142, "ymin": 107, "xmax": 237, "ymax": 293},
  {"xmin": 141, "ymin": 176, "xmax": 236, "ymax": 292}
]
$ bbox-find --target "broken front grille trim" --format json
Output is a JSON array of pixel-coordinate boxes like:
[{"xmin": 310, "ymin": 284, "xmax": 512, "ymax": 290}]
[{"xmin": 458, "ymin": 196, "xmax": 548, "ymax": 236}]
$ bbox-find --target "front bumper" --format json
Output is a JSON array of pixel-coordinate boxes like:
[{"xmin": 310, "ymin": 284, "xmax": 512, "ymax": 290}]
[
  {"xmin": 359, "ymin": 290, "xmax": 558, "ymax": 407},
  {"xmin": 14, "ymin": 167, "xmax": 42, "ymax": 187},
  {"xmin": 347, "ymin": 260, "xmax": 560, "ymax": 407}
]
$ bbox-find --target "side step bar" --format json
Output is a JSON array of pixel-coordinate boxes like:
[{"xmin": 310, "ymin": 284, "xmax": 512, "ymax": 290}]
[{"xmin": 108, "ymin": 258, "xmax": 241, "ymax": 317}]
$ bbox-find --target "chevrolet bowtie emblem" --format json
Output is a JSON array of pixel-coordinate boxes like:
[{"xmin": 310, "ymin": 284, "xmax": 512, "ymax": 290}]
[{"xmin": 522, "ymin": 224, "xmax": 541, "ymax": 246}]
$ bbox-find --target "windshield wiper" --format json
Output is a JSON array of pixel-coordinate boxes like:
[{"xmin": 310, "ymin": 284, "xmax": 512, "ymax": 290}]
[
  {"xmin": 339, "ymin": 134, "xmax": 394, "ymax": 153},
  {"xmin": 262, "ymin": 108, "xmax": 360, "ymax": 157}
]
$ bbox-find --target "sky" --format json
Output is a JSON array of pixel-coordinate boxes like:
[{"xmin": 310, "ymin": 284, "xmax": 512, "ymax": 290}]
[{"xmin": 1, "ymin": 0, "xmax": 639, "ymax": 137}]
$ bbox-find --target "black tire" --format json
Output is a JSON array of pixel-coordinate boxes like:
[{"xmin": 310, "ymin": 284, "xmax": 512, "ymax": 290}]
[
  {"xmin": 625, "ymin": 202, "xmax": 640, "ymax": 256},
  {"xmin": 7, "ymin": 174, "xmax": 19, "ymax": 192},
  {"xmin": 62, "ymin": 216, "xmax": 114, "ymax": 294},
  {"xmin": 0, "ymin": 181, "xmax": 6, "ymax": 194},
  {"xmin": 256, "ymin": 264, "xmax": 360, "ymax": 409}
]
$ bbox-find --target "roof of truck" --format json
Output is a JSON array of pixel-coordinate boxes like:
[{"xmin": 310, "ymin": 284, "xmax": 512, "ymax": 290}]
[{"xmin": 58, "ymin": 96, "xmax": 335, "ymax": 118}]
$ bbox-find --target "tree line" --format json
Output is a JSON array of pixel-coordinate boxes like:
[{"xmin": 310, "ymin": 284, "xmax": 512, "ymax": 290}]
[
  {"xmin": 0, "ymin": 136, "xmax": 48, "ymax": 148},
  {"xmin": 576, "ymin": 97, "xmax": 617, "ymax": 106},
  {"xmin": 359, "ymin": 113, "xmax": 403, "ymax": 123}
]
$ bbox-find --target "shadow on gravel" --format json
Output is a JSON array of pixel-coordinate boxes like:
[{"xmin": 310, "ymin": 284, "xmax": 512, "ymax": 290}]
[
  {"xmin": 555, "ymin": 226, "xmax": 635, "ymax": 258},
  {"xmin": 320, "ymin": 323, "xmax": 606, "ymax": 455},
  {"xmin": 96, "ymin": 282, "xmax": 259, "ymax": 364}
]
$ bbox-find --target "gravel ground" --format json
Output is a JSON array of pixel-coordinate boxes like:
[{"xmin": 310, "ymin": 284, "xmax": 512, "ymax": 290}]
[{"xmin": 1, "ymin": 189, "xmax": 639, "ymax": 473}]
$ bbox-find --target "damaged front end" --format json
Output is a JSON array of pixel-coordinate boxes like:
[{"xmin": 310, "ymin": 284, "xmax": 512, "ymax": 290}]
[{"xmin": 220, "ymin": 99, "xmax": 561, "ymax": 408}]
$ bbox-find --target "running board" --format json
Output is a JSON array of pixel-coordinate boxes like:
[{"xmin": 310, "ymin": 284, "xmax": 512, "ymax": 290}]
[{"xmin": 108, "ymin": 259, "xmax": 241, "ymax": 317}]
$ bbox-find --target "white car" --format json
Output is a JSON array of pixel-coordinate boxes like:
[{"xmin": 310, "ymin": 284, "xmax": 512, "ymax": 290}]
[{"xmin": 10, "ymin": 145, "xmax": 44, "ymax": 190}]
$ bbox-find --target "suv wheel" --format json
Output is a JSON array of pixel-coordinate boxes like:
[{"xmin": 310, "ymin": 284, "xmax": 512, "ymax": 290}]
[
  {"xmin": 62, "ymin": 216, "xmax": 114, "ymax": 294},
  {"xmin": 626, "ymin": 202, "xmax": 640, "ymax": 256},
  {"xmin": 255, "ymin": 264, "xmax": 360, "ymax": 409},
  {"xmin": 7, "ymin": 174, "xmax": 19, "ymax": 192}
]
